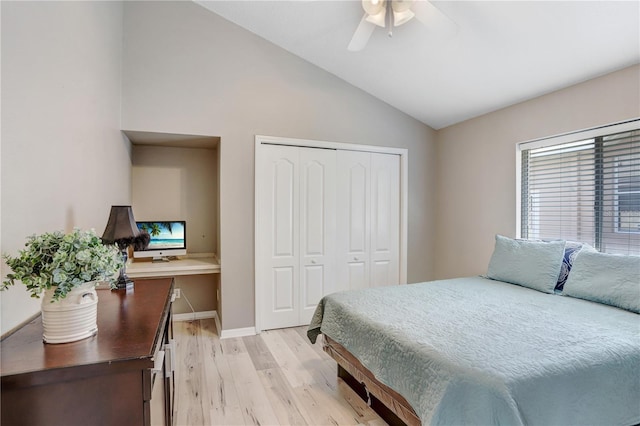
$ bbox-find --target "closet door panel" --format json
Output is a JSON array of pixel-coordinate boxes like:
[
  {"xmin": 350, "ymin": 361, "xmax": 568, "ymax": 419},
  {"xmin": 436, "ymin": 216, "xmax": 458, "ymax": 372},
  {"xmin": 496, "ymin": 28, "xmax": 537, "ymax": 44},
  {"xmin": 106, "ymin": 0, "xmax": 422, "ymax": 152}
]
[
  {"xmin": 348, "ymin": 163, "xmax": 368, "ymax": 254},
  {"xmin": 337, "ymin": 151, "xmax": 371, "ymax": 291},
  {"xmin": 260, "ymin": 145, "xmax": 300, "ymax": 329},
  {"xmin": 371, "ymin": 261, "xmax": 391, "ymax": 287},
  {"xmin": 273, "ymin": 267, "xmax": 295, "ymax": 311},
  {"xmin": 302, "ymin": 264, "xmax": 324, "ymax": 310},
  {"xmin": 299, "ymin": 148, "xmax": 336, "ymax": 323},
  {"xmin": 274, "ymin": 158, "xmax": 296, "ymax": 257},
  {"xmin": 371, "ymin": 153, "xmax": 400, "ymax": 286},
  {"xmin": 301, "ymin": 158, "xmax": 327, "ymax": 256},
  {"xmin": 348, "ymin": 261, "xmax": 367, "ymax": 291}
]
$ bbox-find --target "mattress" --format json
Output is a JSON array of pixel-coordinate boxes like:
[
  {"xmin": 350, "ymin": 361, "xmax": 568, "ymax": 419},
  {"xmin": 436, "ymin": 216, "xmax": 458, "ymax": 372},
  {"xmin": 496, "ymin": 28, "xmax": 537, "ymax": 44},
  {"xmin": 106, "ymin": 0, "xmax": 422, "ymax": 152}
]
[{"xmin": 308, "ymin": 276, "xmax": 640, "ymax": 425}]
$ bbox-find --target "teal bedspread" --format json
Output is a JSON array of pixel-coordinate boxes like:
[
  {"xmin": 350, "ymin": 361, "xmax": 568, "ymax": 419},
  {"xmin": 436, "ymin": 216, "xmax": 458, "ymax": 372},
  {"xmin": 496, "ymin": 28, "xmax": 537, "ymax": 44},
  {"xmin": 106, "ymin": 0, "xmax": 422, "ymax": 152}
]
[{"xmin": 308, "ymin": 277, "xmax": 640, "ymax": 425}]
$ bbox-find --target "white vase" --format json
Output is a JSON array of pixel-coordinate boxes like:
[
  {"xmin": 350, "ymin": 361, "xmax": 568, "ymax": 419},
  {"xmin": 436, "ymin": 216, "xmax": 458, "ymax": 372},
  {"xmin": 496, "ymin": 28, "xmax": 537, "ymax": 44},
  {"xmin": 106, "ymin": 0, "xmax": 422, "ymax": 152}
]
[{"xmin": 41, "ymin": 281, "xmax": 99, "ymax": 344}]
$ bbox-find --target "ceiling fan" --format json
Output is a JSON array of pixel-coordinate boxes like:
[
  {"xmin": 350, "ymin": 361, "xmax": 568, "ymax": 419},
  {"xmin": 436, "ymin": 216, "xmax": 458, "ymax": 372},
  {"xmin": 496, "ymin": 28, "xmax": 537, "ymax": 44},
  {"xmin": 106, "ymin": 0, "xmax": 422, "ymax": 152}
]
[{"xmin": 348, "ymin": 0, "xmax": 456, "ymax": 51}]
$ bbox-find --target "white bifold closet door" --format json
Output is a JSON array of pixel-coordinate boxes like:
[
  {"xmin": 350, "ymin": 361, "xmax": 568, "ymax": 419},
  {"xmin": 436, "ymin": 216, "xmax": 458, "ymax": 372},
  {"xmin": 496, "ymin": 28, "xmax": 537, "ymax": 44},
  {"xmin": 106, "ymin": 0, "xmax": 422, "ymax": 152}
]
[
  {"xmin": 336, "ymin": 150, "xmax": 400, "ymax": 290},
  {"xmin": 259, "ymin": 145, "xmax": 336, "ymax": 330}
]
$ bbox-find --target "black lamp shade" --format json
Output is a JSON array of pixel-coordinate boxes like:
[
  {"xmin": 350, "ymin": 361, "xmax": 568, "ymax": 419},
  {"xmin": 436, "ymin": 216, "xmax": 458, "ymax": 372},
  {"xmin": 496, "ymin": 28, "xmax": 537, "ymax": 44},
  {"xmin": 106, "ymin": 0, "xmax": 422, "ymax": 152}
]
[{"xmin": 102, "ymin": 205, "xmax": 139, "ymax": 245}]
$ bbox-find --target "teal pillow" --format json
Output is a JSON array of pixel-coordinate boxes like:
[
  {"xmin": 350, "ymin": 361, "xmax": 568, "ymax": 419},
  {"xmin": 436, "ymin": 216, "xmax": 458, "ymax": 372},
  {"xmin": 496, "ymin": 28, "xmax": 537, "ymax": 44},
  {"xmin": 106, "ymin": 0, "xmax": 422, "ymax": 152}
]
[
  {"xmin": 487, "ymin": 235, "xmax": 565, "ymax": 294},
  {"xmin": 563, "ymin": 251, "xmax": 640, "ymax": 313}
]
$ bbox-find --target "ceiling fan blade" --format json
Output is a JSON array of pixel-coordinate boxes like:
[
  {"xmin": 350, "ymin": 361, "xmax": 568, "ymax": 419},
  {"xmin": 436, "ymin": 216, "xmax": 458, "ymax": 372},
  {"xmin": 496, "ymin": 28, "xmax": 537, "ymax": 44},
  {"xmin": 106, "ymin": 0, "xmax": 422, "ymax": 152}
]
[
  {"xmin": 348, "ymin": 14, "xmax": 377, "ymax": 51},
  {"xmin": 412, "ymin": 0, "xmax": 457, "ymax": 37}
]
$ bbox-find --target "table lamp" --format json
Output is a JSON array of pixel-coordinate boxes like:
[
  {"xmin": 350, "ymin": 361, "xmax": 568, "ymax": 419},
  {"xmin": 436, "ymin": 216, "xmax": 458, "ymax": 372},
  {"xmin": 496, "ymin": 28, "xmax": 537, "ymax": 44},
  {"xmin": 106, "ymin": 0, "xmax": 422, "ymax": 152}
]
[{"xmin": 102, "ymin": 205, "xmax": 148, "ymax": 290}]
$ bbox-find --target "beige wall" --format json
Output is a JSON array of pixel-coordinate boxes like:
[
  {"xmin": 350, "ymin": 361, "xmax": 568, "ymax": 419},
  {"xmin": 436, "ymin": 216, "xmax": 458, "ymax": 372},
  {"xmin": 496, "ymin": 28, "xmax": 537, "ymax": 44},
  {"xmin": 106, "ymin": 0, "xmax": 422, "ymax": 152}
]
[
  {"xmin": 121, "ymin": 1, "xmax": 437, "ymax": 330},
  {"xmin": 433, "ymin": 65, "xmax": 640, "ymax": 280},
  {"xmin": 0, "ymin": 1, "xmax": 130, "ymax": 334},
  {"xmin": 172, "ymin": 274, "xmax": 218, "ymax": 315},
  {"xmin": 132, "ymin": 145, "xmax": 218, "ymax": 253}
]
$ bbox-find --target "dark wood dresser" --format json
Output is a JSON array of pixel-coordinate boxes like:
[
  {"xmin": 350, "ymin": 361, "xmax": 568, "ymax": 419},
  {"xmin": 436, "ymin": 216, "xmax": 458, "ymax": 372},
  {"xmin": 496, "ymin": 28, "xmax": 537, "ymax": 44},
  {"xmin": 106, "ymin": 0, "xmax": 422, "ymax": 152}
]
[{"xmin": 0, "ymin": 278, "xmax": 175, "ymax": 426}]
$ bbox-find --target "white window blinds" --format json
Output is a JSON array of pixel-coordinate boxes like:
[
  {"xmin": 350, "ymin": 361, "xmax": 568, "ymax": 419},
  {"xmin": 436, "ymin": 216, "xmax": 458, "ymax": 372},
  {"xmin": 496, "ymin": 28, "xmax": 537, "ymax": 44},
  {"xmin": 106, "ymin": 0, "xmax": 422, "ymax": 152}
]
[{"xmin": 519, "ymin": 121, "xmax": 640, "ymax": 255}]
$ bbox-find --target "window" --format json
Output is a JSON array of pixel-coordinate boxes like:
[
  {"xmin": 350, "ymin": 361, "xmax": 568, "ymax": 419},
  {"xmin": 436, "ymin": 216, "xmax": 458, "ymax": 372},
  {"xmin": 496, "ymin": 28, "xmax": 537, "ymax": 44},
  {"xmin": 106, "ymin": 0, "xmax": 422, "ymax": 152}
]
[
  {"xmin": 614, "ymin": 155, "xmax": 640, "ymax": 233},
  {"xmin": 518, "ymin": 120, "xmax": 640, "ymax": 255}
]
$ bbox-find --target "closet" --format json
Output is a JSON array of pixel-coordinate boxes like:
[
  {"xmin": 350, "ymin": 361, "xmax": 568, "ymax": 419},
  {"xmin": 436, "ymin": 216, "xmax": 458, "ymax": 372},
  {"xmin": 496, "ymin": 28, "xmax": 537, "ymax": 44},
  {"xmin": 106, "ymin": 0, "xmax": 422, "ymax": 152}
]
[{"xmin": 256, "ymin": 137, "xmax": 406, "ymax": 331}]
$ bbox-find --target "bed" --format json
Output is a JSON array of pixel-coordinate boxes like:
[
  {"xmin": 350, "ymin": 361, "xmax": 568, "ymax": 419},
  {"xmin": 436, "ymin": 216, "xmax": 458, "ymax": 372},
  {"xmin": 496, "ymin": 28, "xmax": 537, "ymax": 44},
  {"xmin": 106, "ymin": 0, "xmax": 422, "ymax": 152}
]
[{"xmin": 307, "ymin": 238, "xmax": 640, "ymax": 425}]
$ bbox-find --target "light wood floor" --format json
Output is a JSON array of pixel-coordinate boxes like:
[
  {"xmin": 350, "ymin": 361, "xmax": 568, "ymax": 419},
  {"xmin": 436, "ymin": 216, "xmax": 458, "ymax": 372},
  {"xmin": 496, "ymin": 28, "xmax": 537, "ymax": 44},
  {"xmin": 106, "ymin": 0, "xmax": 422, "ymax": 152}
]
[{"xmin": 173, "ymin": 319, "xmax": 387, "ymax": 426}]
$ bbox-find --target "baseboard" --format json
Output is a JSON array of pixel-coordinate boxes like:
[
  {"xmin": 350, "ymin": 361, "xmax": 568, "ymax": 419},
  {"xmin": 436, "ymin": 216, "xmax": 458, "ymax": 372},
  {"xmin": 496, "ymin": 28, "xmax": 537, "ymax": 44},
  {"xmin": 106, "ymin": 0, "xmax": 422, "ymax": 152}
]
[
  {"xmin": 213, "ymin": 311, "xmax": 222, "ymax": 336},
  {"xmin": 173, "ymin": 310, "xmax": 217, "ymax": 322},
  {"xmin": 172, "ymin": 310, "xmax": 255, "ymax": 339},
  {"xmin": 220, "ymin": 326, "xmax": 256, "ymax": 339}
]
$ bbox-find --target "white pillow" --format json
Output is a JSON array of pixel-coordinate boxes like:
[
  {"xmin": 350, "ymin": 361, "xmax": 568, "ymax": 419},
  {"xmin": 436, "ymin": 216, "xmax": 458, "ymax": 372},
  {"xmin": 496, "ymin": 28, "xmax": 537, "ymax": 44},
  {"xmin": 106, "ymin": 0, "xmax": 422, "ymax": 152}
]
[
  {"xmin": 563, "ymin": 251, "xmax": 640, "ymax": 313},
  {"xmin": 487, "ymin": 235, "xmax": 565, "ymax": 294}
]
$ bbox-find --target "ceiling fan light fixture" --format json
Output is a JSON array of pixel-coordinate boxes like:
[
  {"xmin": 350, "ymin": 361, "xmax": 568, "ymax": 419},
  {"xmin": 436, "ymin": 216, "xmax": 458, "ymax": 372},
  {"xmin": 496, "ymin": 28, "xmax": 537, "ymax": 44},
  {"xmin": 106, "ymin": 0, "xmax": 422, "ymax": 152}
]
[
  {"xmin": 363, "ymin": 0, "xmax": 385, "ymax": 15},
  {"xmin": 393, "ymin": 9, "xmax": 415, "ymax": 26},
  {"xmin": 365, "ymin": 10, "xmax": 386, "ymax": 27},
  {"xmin": 363, "ymin": 0, "xmax": 387, "ymax": 27},
  {"xmin": 391, "ymin": 0, "xmax": 413, "ymax": 13},
  {"xmin": 391, "ymin": 0, "xmax": 415, "ymax": 26},
  {"xmin": 349, "ymin": 0, "xmax": 456, "ymax": 52}
]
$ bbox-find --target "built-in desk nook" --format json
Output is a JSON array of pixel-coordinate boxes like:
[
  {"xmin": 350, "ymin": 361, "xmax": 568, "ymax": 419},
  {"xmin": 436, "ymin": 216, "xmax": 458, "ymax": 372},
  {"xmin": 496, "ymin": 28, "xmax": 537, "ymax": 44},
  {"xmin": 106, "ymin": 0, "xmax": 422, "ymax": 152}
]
[
  {"xmin": 126, "ymin": 130, "xmax": 221, "ymax": 326},
  {"xmin": 126, "ymin": 254, "xmax": 221, "ymax": 323},
  {"xmin": 127, "ymin": 254, "xmax": 220, "ymax": 279}
]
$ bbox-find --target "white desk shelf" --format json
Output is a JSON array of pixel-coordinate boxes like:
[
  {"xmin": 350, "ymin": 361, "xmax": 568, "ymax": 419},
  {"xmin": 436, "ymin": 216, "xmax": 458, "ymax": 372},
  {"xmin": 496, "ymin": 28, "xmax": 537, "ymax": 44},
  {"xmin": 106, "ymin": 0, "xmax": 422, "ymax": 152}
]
[{"xmin": 126, "ymin": 254, "xmax": 220, "ymax": 279}]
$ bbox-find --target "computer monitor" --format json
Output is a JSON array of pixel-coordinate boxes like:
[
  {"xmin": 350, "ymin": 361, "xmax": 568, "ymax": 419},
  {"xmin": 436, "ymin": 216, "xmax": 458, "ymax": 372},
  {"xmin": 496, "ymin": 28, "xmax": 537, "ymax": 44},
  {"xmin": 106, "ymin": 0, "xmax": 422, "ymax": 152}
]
[{"xmin": 134, "ymin": 221, "xmax": 186, "ymax": 261}]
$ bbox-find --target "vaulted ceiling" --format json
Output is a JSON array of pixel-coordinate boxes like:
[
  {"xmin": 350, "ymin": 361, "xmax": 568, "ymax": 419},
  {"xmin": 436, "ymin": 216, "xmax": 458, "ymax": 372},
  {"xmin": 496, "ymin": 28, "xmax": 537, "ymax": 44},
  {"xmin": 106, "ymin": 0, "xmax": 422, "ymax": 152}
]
[{"xmin": 195, "ymin": 1, "xmax": 640, "ymax": 129}]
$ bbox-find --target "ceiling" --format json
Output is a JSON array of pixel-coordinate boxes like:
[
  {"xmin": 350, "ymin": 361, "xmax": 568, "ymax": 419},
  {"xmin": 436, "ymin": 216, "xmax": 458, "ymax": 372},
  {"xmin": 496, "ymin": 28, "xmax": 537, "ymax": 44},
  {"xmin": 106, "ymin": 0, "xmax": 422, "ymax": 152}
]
[{"xmin": 194, "ymin": 1, "xmax": 640, "ymax": 130}]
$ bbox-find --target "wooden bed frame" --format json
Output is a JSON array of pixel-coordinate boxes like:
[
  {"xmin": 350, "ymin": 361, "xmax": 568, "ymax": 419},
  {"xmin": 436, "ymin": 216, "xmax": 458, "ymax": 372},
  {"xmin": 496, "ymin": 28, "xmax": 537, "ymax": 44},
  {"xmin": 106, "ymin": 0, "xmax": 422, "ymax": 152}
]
[{"xmin": 322, "ymin": 335, "xmax": 421, "ymax": 426}]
